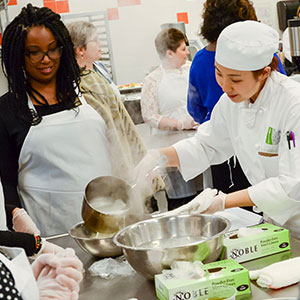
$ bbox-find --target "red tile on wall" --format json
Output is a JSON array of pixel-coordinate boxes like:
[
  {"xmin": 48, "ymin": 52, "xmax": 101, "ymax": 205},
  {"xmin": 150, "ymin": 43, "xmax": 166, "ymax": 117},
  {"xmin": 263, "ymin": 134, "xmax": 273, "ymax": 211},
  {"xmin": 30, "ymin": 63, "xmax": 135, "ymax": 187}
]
[
  {"xmin": 107, "ymin": 8, "xmax": 119, "ymax": 21},
  {"xmin": 44, "ymin": 1, "xmax": 57, "ymax": 12},
  {"xmin": 117, "ymin": 0, "xmax": 141, "ymax": 7},
  {"xmin": 177, "ymin": 12, "xmax": 189, "ymax": 24},
  {"xmin": 56, "ymin": 0, "xmax": 69, "ymax": 13},
  {"xmin": 8, "ymin": 0, "xmax": 17, "ymax": 5}
]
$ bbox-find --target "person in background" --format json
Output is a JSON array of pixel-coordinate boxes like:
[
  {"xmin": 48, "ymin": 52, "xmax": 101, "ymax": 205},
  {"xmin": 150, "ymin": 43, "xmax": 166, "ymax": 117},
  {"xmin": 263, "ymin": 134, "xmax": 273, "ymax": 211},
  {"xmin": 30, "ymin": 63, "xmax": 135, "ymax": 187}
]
[
  {"xmin": 141, "ymin": 28, "xmax": 197, "ymax": 135},
  {"xmin": 66, "ymin": 21, "xmax": 165, "ymax": 212},
  {"xmin": 66, "ymin": 21, "xmax": 122, "ymax": 100},
  {"xmin": 0, "ymin": 4, "xmax": 116, "ymax": 236},
  {"xmin": 187, "ymin": 0, "xmax": 286, "ymax": 197},
  {"xmin": 139, "ymin": 28, "xmax": 201, "ymax": 209},
  {"xmin": 135, "ymin": 20, "xmax": 300, "ymax": 239}
]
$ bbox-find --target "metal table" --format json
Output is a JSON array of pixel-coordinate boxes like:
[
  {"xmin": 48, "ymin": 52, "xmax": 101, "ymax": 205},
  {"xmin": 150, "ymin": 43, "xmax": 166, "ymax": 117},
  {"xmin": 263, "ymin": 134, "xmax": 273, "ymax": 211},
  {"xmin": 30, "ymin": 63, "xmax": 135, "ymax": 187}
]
[{"xmin": 48, "ymin": 211, "xmax": 300, "ymax": 300}]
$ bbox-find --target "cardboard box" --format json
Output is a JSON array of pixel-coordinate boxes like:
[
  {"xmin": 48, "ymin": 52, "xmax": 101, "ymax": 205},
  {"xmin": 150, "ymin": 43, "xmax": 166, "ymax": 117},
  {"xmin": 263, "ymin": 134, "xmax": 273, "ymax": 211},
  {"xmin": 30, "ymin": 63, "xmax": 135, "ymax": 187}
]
[
  {"xmin": 223, "ymin": 223, "xmax": 290, "ymax": 263},
  {"xmin": 155, "ymin": 259, "xmax": 251, "ymax": 300}
]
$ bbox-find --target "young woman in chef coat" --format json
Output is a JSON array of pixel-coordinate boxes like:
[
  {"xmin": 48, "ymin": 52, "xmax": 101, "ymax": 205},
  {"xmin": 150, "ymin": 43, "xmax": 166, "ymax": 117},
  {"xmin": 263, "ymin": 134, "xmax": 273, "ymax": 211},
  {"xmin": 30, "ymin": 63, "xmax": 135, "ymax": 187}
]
[
  {"xmin": 141, "ymin": 28, "xmax": 197, "ymax": 135},
  {"xmin": 0, "ymin": 4, "xmax": 113, "ymax": 236},
  {"xmin": 136, "ymin": 20, "xmax": 300, "ymax": 238}
]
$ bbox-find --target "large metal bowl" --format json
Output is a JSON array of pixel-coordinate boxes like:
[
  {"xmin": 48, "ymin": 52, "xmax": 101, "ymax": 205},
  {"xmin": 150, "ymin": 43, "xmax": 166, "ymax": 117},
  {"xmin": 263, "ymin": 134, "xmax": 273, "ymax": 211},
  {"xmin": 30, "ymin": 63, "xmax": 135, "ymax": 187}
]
[
  {"xmin": 69, "ymin": 222, "xmax": 122, "ymax": 257},
  {"xmin": 113, "ymin": 214, "xmax": 230, "ymax": 279}
]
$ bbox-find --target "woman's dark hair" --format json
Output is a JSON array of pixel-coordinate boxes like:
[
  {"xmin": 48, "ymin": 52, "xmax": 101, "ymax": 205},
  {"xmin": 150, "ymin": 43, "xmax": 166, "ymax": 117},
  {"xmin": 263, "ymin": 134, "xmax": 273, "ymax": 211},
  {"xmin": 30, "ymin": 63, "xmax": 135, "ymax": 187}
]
[
  {"xmin": 155, "ymin": 28, "xmax": 188, "ymax": 59},
  {"xmin": 201, "ymin": 0, "xmax": 257, "ymax": 43},
  {"xmin": 1, "ymin": 4, "xmax": 80, "ymax": 124},
  {"xmin": 252, "ymin": 56, "xmax": 279, "ymax": 79}
]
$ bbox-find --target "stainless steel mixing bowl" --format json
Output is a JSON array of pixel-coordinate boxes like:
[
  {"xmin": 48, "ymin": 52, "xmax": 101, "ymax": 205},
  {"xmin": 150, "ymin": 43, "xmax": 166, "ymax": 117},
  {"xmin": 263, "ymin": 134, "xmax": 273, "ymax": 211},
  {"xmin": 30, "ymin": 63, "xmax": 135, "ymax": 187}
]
[
  {"xmin": 69, "ymin": 222, "xmax": 122, "ymax": 257},
  {"xmin": 113, "ymin": 214, "xmax": 230, "ymax": 279}
]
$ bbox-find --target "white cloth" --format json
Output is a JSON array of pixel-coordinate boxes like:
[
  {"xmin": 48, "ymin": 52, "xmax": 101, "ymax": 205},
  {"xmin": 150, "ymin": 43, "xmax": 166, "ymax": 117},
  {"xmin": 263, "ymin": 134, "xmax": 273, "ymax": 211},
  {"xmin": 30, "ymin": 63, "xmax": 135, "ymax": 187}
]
[
  {"xmin": 18, "ymin": 95, "xmax": 112, "ymax": 236},
  {"xmin": 0, "ymin": 247, "xmax": 39, "ymax": 300},
  {"xmin": 173, "ymin": 71, "xmax": 300, "ymax": 238},
  {"xmin": 249, "ymin": 257, "xmax": 300, "ymax": 289},
  {"xmin": 141, "ymin": 63, "xmax": 191, "ymax": 133},
  {"xmin": 0, "ymin": 181, "xmax": 6, "ymax": 230},
  {"xmin": 216, "ymin": 20, "xmax": 279, "ymax": 71}
]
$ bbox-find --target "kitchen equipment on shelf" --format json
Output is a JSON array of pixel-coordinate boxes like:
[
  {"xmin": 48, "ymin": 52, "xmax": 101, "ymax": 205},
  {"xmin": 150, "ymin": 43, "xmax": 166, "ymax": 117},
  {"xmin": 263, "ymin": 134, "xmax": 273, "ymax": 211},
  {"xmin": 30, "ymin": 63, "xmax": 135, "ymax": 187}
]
[
  {"xmin": 113, "ymin": 214, "xmax": 230, "ymax": 280},
  {"xmin": 69, "ymin": 221, "xmax": 122, "ymax": 257}
]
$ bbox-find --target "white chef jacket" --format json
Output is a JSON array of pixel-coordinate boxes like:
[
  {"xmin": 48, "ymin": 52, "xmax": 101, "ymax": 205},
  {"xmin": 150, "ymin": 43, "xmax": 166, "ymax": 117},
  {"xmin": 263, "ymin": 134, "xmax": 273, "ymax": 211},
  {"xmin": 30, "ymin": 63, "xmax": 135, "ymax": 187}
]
[{"xmin": 173, "ymin": 71, "xmax": 300, "ymax": 238}]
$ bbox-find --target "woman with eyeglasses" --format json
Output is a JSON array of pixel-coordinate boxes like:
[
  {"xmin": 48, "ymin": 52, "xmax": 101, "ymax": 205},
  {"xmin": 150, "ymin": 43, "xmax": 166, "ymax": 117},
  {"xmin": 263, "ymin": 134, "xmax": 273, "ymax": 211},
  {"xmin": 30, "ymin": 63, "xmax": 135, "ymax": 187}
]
[
  {"xmin": 66, "ymin": 21, "xmax": 122, "ymax": 101},
  {"xmin": 0, "ymin": 4, "xmax": 118, "ymax": 236}
]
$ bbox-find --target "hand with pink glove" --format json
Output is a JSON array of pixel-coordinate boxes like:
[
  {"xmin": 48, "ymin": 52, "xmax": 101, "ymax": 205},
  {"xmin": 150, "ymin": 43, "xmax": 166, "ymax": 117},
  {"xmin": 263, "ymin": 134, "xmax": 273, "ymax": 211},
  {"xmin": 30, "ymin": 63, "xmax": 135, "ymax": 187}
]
[
  {"xmin": 32, "ymin": 248, "xmax": 83, "ymax": 300},
  {"xmin": 203, "ymin": 191, "xmax": 226, "ymax": 214}
]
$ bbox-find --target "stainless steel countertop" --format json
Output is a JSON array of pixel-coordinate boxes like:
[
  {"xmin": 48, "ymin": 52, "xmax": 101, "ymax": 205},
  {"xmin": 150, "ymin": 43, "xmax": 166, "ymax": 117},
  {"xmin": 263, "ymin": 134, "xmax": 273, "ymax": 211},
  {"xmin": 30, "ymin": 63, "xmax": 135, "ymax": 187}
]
[{"xmin": 48, "ymin": 227, "xmax": 300, "ymax": 300}]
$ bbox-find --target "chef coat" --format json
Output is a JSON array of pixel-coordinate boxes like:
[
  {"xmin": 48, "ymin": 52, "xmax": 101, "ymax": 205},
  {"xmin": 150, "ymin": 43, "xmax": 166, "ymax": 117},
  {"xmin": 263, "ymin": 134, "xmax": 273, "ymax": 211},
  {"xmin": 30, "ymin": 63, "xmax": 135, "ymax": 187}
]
[
  {"xmin": 0, "ymin": 247, "xmax": 39, "ymax": 300},
  {"xmin": 153, "ymin": 64, "xmax": 191, "ymax": 135},
  {"xmin": 18, "ymin": 95, "xmax": 112, "ymax": 236},
  {"xmin": 173, "ymin": 71, "xmax": 300, "ymax": 238}
]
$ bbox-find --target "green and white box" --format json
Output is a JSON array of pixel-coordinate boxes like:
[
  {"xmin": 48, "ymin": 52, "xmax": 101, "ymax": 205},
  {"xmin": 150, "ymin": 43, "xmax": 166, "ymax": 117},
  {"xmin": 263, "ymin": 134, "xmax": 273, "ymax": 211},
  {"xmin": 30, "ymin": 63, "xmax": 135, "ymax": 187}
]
[
  {"xmin": 224, "ymin": 223, "xmax": 290, "ymax": 263},
  {"xmin": 155, "ymin": 259, "xmax": 251, "ymax": 300}
]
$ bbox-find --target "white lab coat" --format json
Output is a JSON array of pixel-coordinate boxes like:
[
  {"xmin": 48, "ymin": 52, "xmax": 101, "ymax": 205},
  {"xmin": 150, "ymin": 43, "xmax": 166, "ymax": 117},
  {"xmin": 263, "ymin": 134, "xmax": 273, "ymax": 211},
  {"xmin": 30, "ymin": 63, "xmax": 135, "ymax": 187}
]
[{"xmin": 173, "ymin": 71, "xmax": 300, "ymax": 238}]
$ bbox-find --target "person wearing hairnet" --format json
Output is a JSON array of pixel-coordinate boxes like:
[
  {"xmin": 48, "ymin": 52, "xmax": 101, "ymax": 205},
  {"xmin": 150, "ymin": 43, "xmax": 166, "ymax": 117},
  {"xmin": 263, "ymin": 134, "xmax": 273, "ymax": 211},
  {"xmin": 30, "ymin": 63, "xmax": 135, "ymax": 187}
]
[
  {"xmin": 188, "ymin": 0, "xmax": 286, "ymax": 198},
  {"xmin": 135, "ymin": 20, "xmax": 300, "ymax": 238}
]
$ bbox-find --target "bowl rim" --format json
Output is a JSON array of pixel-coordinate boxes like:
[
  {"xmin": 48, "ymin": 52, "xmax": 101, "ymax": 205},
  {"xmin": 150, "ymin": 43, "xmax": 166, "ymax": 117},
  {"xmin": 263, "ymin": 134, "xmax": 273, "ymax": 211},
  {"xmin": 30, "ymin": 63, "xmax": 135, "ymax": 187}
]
[
  {"xmin": 69, "ymin": 221, "xmax": 116, "ymax": 241},
  {"xmin": 113, "ymin": 213, "xmax": 231, "ymax": 251}
]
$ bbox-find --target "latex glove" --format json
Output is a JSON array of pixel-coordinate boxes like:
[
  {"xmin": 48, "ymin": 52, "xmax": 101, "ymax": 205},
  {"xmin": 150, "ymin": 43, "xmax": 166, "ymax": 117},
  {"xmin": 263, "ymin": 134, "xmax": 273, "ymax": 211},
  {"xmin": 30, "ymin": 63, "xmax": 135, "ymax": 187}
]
[
  {"xmin": 203, "ymin": 191, "xmax": 226, "ymax": 214},
  {"xmin": 38, "ymin": 240, "xmax": 64, "ymax": 256},
  {"xmin": 12, "ymin": 208, "xmax": 41, "ymax": 235},
  {"xmin": 134, "ymin": 150, "xmax": 168, "ymax": 184},
  {"xmin": 34, "ymin": 250, "xmax": 83, "ymax": 300},
  {"xmin": 177, "ymin": 117, "xmax": 198, "ymax": 130},
  {"xmin": 249, "ymin": 257, "xmax": 300, "ymax": 289},
  {"xmin": 157, "ymin": 188, "xmax": 217, "ymax": 217},
  {"xmin": 38, "ymin": 265, "xmax": 80, "ymax": 300},
  {"xmin": 32, "ymin": 249, "xmax": 83, "ymax": 280}
]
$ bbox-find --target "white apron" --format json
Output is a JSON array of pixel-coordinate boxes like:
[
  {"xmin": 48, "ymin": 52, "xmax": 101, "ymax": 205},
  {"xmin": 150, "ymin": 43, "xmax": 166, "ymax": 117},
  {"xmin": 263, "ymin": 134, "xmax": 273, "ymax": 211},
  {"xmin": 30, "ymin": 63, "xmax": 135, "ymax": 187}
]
[
  {"xmin": 0, "ymin": 181, "xmax": 7, "ymax": 230},
  {"xmin": 18, "ymin": 95, "xmax": 112, "ymax": 237},
  {"xmin": 157, "ymin": 66, "xmax": 201, "ymax": 198},
  {"xmin": 0, "ymin": 247, "xmax": 39, "ymax": 300},
  {"xmin": 153, "ymin": 65, "xmax": 190, "ymax": 136}
]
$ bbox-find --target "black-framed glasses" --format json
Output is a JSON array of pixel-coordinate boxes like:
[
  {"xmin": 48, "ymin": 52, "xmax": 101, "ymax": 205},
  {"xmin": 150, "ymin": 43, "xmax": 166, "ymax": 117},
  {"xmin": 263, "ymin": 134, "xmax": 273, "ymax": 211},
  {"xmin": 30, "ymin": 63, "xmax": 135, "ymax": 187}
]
[{"xmin": 25, "ymin": 46, "xmax": 63, "ymax": 63}]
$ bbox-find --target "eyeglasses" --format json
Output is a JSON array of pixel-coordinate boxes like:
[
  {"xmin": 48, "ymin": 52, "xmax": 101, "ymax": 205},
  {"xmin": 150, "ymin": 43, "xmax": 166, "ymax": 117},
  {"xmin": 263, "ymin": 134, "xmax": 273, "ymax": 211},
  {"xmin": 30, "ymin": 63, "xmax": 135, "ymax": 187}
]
[{"xmin": 25, "ymin": 46, "xmax": 63, "ymax": 64}]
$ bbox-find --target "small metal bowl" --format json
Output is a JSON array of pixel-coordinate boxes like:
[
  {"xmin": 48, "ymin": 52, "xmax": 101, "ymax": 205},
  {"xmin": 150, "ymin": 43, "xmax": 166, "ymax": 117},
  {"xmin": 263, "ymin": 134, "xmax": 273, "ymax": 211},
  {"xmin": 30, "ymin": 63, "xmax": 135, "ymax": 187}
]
[
  {"xmin": 113, "ymin": 214, "xmax": 230, "ymax": 279},
  {"xmin": 82, "ymin": 176, "xmax": 130, "ymax": 233},
  {"xmin": 69, "ymin": 222, "xmax": 122, "ymax": 257}
]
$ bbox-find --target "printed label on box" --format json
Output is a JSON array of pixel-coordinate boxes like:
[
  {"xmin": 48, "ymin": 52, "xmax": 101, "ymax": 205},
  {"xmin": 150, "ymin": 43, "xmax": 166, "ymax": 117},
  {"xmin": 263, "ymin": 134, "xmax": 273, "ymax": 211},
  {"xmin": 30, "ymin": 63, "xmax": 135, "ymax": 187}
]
[{"xmin": 224, "ymin": 223, "xmax": 290, "ymax": 263}]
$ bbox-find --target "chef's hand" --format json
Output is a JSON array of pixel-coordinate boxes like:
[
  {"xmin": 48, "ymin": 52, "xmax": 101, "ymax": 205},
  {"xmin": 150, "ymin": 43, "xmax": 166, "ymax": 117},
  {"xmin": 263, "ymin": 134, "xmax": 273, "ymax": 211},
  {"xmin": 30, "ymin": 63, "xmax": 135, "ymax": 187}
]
[
  {"xmin": 12, "ymin": 208, "xmax": 41, "ymax": 235},
  {"xmin": 203, "ymin": 191, "xmax": 226, "ymax": 214},
  {"xmin": 177, "ymin": 117, "xmax": 198, "ymax": 130},
  {"xmin": 134, "ymin": 150, "xmax": 167, "ymax": 184}
]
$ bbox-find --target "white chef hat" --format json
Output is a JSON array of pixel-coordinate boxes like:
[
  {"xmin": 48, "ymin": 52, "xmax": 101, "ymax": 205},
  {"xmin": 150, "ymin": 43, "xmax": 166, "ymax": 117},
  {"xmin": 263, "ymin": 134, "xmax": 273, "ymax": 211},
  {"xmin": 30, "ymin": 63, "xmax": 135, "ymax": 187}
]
[{"xmin": 215, "ymin": 20, "xmax": 279, "ymax": 71}]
